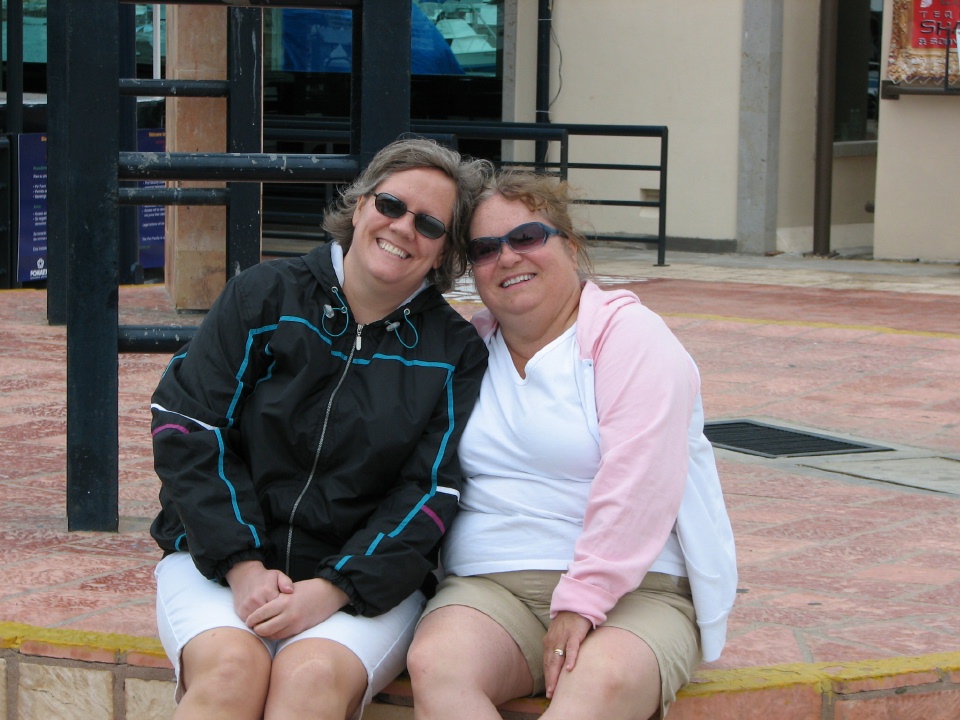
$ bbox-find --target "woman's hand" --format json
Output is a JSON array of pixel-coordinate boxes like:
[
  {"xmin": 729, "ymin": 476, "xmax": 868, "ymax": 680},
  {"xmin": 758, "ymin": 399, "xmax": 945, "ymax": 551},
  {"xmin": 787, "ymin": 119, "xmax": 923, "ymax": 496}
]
[
  {"xmin": 543, "ymin": 611, "xmax": 592, "ymax": 698},
  {"xmin": 226, "ymin": 560, "xmax": 294, "ymax": 622},
  {"xmin": 245, "ymin": 578, "xmax": 350, "ymax": 641}
]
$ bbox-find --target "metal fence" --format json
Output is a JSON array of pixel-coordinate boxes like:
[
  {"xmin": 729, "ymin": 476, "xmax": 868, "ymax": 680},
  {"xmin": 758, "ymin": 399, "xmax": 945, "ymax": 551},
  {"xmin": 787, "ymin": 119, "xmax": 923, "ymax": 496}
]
[
  {"xmin": 29, "ymin": 0, "xmax": 669, "ymax": 531},
  {"xmin": 260, "ymin": 117, "xmax": 669, "ymax": 266}
]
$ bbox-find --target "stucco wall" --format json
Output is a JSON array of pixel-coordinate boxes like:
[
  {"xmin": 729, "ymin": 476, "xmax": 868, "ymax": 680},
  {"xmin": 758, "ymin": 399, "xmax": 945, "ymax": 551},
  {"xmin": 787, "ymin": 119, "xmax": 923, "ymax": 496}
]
[
  {"xmin": 510, "ymin": 0, "xmax": 744, "ymax": 242},
  {"xmin": 508, "ymin": 0, "xmax": 886, "ymax": 255},
  {"xmin": 874, "ymin": 94, "xmax": 960, "ymax": 262}
]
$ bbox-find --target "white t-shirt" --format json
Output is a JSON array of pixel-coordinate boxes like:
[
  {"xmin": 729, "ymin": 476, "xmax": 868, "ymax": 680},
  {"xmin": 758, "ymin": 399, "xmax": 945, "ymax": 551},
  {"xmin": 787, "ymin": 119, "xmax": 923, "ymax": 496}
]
[{"xmin": 444, "ymin": 325, "xmax": 685, "ymax": 578}]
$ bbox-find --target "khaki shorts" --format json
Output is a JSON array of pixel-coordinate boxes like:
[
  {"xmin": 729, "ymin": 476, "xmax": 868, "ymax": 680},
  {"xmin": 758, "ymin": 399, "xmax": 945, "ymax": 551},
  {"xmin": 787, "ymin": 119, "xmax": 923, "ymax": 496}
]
[{"xmin": 422, "ymin": 570, "xmax": 700, "ymax": 718}]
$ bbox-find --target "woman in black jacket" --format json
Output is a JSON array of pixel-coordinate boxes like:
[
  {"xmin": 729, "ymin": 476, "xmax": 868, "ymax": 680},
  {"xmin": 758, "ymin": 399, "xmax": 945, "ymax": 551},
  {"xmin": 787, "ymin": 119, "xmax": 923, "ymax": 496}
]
[{"xmin": 151, "ymin": 138, "xmax": 491, "ymax": 720}]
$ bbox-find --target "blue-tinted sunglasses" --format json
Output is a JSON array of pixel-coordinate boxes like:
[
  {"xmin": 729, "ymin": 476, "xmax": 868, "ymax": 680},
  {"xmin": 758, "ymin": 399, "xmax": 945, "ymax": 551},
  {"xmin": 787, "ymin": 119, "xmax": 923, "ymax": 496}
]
[{"xmin": 467, "ymin": 222, "xmax": 560, "ymax": 266}]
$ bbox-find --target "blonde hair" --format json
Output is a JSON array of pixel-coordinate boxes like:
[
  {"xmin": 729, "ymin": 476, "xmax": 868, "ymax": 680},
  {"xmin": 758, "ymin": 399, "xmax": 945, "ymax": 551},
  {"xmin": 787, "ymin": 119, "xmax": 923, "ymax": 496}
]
[{"xmin": 476, "ymin": 169, "xmax": 593, "ymax": 274}]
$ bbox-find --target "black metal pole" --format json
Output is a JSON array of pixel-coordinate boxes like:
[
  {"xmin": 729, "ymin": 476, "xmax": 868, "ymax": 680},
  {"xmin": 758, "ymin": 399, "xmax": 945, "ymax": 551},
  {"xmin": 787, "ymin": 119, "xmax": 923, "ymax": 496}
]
[
  {"xmin": 57, "ymin": 0, "xmax": 121, "ymax": 531},
  {"xmin": 226, "ymin": 7, "xmax": 264, "ymax": 278},
  {"xmin": 46, "ymin": 0, "xmax": 67, "ymax": 324},
  {"xmin": 535, "ymin": 0, "xmax": 552, "ymax": 166},
  {"xmin": 7, "ymin": 0, "xmax": 24, "ymax": 134},
  {"xmin": 118, "ymin": 152, "xmax": 359, "ymax": 181},
  {"xmin": 656, "ymin": 128, "xmax": 669, "ymax": 267},
  {"xmin": 119, "ymin": 4, "xmax": 141, "ymax": 284},
  {"xmin": 813, "ymin": 0, "xmax": 838, "ymax": 257},
  {"xmin": 354, "ymin": 0, "xmax": 410, "ymax": 168}
]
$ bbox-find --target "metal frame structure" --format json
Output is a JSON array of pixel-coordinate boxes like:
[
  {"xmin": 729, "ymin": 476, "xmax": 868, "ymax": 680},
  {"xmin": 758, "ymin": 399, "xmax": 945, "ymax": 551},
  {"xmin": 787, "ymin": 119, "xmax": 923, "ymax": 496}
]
[
  {"xmin": 41, "ymin": 0, "xmax": 670, "ymax": 531},
  {"xmin": 260, "ymin": 117, "xmax": 670, "ymax": 266},
  {"xmin": 46, "ymin": 0, "xmax": 412, "ymax": 530},
  {"xmin": 0, "ymin": 0, "xmax": 25, "ymax": 289}
]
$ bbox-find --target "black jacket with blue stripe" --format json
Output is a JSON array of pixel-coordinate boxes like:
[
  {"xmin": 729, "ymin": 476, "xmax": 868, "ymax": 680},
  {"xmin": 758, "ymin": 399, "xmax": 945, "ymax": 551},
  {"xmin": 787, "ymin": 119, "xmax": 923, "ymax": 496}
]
[{"xmin": 149, "ymin": 242, "xmax": 487, "ymax": 617}]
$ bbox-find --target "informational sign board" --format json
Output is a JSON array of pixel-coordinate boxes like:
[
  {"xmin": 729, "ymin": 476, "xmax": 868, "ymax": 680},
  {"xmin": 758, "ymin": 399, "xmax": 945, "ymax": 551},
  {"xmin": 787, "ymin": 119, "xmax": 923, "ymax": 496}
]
[
  {"xmin": 888, "ymin": 0, "xmax": 960, "ymax": 84},
  {"xmin": 911, "ymin": 0, "xmax": 959, "ymax": 49},
  {"xmin": 137, "ymin": 129, "xmax": 167, "ymax": 269},
  {"xmin": 16, "ymin": 130, "xmax": 167, "ymax": 282},
  {"xmin": 16, "ymin": 133, "xmax": 48, "ymax": 282}
]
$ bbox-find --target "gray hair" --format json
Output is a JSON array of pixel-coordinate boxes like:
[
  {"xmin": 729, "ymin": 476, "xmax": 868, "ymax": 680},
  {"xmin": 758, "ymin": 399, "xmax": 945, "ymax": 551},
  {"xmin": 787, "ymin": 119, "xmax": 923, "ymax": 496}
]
[{"xmin": 322, "ymin": 137, "xmax": 494, "ymax": 293}]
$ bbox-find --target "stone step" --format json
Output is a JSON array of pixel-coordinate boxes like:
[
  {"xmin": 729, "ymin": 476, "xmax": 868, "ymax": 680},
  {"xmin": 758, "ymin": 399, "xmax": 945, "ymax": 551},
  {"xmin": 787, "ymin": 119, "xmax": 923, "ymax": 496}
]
[{"xmin": 3, "ymin": 623, "xmax": 960, "ymax": 719}]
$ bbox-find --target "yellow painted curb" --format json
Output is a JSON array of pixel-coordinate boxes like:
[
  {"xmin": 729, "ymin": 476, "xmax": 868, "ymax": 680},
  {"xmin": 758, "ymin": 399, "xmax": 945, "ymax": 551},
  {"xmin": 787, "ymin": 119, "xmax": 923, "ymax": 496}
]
[
  {"xmin": 3, "ymin": 621, "xmax": 958, "ymax": 705},
  {"xmin": 680, "ymin": 652, "xmax": 960, "ymax": 698},
  {"xmin": 0, "ymin": 621, "xmax": 166, "ymax": 658}
]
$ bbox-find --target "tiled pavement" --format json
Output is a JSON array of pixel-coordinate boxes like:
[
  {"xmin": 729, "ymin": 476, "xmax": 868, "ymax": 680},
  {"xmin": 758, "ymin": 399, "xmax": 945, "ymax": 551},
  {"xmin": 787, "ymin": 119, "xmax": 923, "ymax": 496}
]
[{"xmin": 1, "ymin": 245, "xmax": 959, "ymax": 717}]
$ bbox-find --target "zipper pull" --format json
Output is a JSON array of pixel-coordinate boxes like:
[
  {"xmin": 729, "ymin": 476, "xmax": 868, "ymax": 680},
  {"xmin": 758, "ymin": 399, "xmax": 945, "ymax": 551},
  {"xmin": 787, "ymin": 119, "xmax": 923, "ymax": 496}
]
[{"xmin": 355, "ymin": 324, "xmax": 364, "ymax": 351}]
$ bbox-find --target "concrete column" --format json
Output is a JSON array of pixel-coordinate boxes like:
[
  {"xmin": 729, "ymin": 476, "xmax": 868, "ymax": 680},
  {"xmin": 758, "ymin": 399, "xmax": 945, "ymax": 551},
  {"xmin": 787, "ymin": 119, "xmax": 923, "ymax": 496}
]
[
  {"xmin": 737, "ymin": 0, "xmax": 784, "ymax": 255},
  {"xmin": 164, "ymin": 6, "xmax": 228, "ymax": 311}
]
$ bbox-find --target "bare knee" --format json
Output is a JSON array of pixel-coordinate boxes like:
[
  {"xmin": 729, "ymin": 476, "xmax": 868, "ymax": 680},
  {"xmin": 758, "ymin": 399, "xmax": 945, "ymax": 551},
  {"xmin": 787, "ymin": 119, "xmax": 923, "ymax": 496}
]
[
  {"xmin": 267, "ymin": 640, "xmax": 367, "ymax": 718},
  {"xmin": 407, "ymin": 624, "xmax": 458, "ymax": 689},
  {"xmin": 181, "ymin": 632, "xmax": 271, "ymax": 711},
  {"xmin": 593, "ymin": 660, "xmax": 658, "ymax": 700}
]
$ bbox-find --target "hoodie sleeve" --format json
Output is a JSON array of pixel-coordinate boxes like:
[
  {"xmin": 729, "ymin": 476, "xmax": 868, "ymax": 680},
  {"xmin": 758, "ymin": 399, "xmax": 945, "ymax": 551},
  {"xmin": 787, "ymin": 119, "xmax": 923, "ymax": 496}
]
[
  {"xmin": 316, "ymin": 326, "xmax": 489, "ymax": 616},
  {"xmin": 550, "ymin": 284, "xmax": 699, "ymax": 626},
  {"xmin": 150, "ymin": 272, "xmax": 275, "ymax": 581}
]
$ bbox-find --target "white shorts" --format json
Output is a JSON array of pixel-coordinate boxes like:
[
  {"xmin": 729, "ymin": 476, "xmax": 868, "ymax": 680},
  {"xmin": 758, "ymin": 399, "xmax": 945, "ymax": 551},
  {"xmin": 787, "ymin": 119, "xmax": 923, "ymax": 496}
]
[{"xmin": 155, "ymin": 552, "xmax": 425, "ymax": 720}]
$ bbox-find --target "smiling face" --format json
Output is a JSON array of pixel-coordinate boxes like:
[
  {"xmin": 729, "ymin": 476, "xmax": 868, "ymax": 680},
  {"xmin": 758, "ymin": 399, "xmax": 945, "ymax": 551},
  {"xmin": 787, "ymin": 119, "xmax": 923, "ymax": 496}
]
[
  {"xmin": 347, "ymin": 167, "xmax": 457, "ymax": 298},
  {"xmin": 469, "ymin": 194, "xmax": 582, "ymax": 328}
]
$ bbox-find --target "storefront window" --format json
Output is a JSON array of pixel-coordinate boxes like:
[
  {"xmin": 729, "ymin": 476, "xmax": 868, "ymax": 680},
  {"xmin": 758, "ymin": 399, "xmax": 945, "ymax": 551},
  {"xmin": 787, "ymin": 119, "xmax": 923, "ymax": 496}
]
[
  {"xmin": 3, "ymin": 2, "xmax": 165, "ymax": 88},
  {"xmin": 264, "ymin": 1, "xmax": 500, "ymax": 78},
  {"xmin": 263, "ymin": 1, "xmax": 503, "ymax": 122},
  {"xmin": 834, "ymin": 0, "xmax": 882, "ymax": 142}
]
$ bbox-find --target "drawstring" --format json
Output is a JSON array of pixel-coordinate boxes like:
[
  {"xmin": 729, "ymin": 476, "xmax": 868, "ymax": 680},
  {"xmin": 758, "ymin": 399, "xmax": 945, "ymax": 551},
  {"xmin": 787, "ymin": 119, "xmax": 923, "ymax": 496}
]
[
  {"xmin": 386, "ymin": 308, "xmax": 419, "ymax": 349},
  {"xmin": 321, "ymin": 287, "xmax": 349, "ymax": 337}
]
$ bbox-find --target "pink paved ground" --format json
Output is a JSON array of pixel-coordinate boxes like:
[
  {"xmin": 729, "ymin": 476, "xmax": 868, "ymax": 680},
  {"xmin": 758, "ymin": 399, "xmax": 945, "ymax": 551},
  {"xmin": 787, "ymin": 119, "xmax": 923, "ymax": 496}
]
[{"xmin": 1, "ymin": 275, "xmax": 958, "ymax": 672}]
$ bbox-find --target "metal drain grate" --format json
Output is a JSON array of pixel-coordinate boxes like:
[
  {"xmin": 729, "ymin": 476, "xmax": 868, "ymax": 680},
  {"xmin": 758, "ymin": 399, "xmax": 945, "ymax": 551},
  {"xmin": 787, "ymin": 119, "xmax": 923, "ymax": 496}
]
[{"xmin": 703, "ymin": 420, "xmax": 890, "ymax": 459}]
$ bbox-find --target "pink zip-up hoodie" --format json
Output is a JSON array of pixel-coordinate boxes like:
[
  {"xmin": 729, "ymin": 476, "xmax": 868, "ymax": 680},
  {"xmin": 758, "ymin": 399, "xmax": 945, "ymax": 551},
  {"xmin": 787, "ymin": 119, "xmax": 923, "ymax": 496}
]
[{"xmin": 472, "ymin": 281, "xmax": 737, "ymax": 661}]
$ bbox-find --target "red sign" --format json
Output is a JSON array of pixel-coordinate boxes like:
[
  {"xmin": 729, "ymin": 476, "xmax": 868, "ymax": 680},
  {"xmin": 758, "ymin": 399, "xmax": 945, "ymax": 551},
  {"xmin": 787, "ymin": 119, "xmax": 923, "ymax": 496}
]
[{"xmin": 912, "ymin": 0, "xmax": 959, "ymax": 48}]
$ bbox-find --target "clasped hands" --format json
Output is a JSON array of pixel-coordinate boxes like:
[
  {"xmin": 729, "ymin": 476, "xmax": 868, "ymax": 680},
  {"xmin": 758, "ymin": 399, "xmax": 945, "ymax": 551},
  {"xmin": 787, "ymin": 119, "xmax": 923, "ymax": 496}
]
[{"xmin": 225, "ymin": 560, "xmax": 349, "ymax": 641}]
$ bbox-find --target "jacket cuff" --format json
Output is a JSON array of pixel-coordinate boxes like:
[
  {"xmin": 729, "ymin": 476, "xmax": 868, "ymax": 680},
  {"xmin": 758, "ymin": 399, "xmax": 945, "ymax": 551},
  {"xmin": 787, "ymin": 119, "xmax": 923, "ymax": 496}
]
[
  {"xmin": 214, "ymin": 549, "xmax": 268, "ymax": 586},
  {"xmin": 549, "ymin": 574, "xmax": 617, "ymax": 627},
  {"xmin": 317, "ymin": 567, "xmax": 366, "ymax": 616}
]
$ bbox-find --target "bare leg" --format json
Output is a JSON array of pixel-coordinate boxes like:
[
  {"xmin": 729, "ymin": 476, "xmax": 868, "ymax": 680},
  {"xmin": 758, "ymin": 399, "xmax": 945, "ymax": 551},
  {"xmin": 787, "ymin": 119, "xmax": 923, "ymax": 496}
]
[
  {"xmin": 174, "ymin": 628, "xmax": 272, "ymax": 720},
  {"xmin": 543, "ymin": 627, "xmax": 661, "ymax": 720},
  {"xmin": 407, "ymin": 605, "xmax": 535, "ymax": 720},
  {"xmin": 265, "ymin": 638, "xmax": 368, "ymax": 720}
]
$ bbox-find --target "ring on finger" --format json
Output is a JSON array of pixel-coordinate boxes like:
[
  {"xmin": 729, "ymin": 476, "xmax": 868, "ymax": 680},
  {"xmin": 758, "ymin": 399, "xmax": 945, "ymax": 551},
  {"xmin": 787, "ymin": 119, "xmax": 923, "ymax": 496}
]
[{"xmin": 553, "ymin": 648, "xmax": 565, "ymax": 657}]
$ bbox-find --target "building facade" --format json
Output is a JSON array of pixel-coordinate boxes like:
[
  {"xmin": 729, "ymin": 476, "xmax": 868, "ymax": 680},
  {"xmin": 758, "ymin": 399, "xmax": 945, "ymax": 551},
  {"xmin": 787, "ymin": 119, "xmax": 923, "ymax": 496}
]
[
  {"xmin": 499, "ymin": 0, "xmax": 958, "ymax": 263},
  {"xmin": 158, "ymin": 0, "xmax": 957, "ymax": 308}
]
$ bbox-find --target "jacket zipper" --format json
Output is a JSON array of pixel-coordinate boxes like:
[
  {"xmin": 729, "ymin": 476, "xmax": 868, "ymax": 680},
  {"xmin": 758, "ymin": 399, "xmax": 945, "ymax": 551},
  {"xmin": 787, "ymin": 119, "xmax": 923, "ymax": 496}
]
[{"xmin": 284, "ymin": 334, "xmax": 358, "ymax": 576}]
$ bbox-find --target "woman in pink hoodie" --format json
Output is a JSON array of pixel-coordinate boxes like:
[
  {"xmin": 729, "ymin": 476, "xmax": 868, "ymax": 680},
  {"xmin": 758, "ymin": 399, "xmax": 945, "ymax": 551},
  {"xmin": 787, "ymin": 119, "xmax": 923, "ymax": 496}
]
[{"xmin": 407, "ymin": 170, "xmax": 737, "ymax": 720}]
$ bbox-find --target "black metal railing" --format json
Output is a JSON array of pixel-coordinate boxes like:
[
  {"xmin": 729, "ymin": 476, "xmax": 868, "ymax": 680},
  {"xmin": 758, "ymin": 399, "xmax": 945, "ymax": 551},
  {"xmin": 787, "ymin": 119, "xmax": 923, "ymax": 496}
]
[
  {"xmin": 0, "ymin": 0, "xmax": 25, "ymax": 289},
  {"xmin": 45, "ymin": 0, "xmax": 670, "ymax": 531},
  {"xmin": 260, "ymin": 117, "xmax": 670, "ymax": 266},
  {"xmin": 48, "ymin": 0, "xmax": 410, "ymax": 531}
]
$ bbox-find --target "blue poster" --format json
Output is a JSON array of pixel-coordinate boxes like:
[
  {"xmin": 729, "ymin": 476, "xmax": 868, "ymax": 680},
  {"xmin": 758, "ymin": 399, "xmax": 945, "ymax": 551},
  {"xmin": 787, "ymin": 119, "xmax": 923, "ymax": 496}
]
[
  {"xmin": 16, "ymin": 133, "xmax": 48, "ymax": 283},
  {"xmin": 16, "ymin": 130, "xmax": 167, "ymax": 282},
  {"xmin": 137, "ymin": 129, "xmax": 166, "ymax": 269}
]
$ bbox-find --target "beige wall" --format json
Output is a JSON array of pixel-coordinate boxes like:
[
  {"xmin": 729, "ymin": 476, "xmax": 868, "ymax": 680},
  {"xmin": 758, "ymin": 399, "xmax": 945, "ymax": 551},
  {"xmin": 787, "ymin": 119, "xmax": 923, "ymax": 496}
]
[
  {"xmin": 162, "ymin": 0, "xmax": 955, "ymax": 266},
  {"xmin": 508, "ymin": 0, "xmax": 886, "ymax": 255},
  {"xmin": 873, "ymin": 0, "xmax": 960, "ymax": 262},
  {"xmin": 874, "ymin": 94, "xmax": 960, "ymax": 262},
  {"xmin": 509, "ymin": 0, "xmax": 744, "ymax": 241}
]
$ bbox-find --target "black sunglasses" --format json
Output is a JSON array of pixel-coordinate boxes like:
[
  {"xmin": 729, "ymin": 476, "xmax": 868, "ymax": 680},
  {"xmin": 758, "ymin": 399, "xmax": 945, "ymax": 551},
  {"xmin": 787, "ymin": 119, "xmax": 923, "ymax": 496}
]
[
  {"xmin": 467, "ymin": 222, "xmax": 561, "ymax": 266},
  {"xmin": 370, "ymin": 192, "xmax": 448, "ymax": 240}
]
